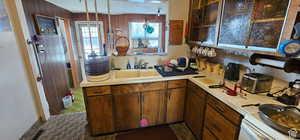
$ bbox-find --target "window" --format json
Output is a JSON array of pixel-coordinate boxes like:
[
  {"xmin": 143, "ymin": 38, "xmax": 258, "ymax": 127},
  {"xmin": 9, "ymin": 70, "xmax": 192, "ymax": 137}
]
[
  {"xmin": 76, "ymin": 21, "xmax": 104, "ymax": 59},
  {"xmin": 129, "ymin": 22, "xmax": 163, "ymax": 53}
]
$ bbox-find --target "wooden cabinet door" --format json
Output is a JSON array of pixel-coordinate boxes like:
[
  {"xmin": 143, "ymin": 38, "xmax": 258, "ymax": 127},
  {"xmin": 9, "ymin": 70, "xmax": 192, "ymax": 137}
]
[
  {"xmin": 87, "ymin": 95, "xmax": 114, "ymax": 135},
  {"xmin": 188, "ymin": 0, "xmax": 222, "ymax": 46},
  {"xmin": 114, "ymin": 93, "xmax": 141, "ymax": 130},
  {"xmin": 204, "ymin": 105, "xmax": 239, "ymax": 140},
  {"xmin": 185, "ymin": 88, "xmax": 206, "ymax": 139},
  {"xmin": 141, "ymin": 90, "xmax": 166, "ymax": 126},
  {"xmin": 166, "ymin": 88, "xmax": 186, "ymax": 123},
  {"xmin": 202, "ymin": 127, "xmax": 218, "ymax": 140}
]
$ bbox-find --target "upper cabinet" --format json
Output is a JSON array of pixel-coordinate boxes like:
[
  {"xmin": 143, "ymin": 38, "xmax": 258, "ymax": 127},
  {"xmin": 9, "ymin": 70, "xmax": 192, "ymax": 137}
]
[
  {"xmin": 218, "ymin": 0, "xmax": 254, "ymax": 47},
  {"xmin": 188, "ymin": 0, "xmax": 223, "ymax": 47},
  {"xmin": 188, "ymin": 0, "xmax": 300, "ymax": 55}
]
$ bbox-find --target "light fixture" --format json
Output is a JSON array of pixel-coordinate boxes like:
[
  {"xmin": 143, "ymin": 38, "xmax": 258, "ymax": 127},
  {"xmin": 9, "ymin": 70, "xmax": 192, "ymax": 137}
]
[
  {"xmin": 157, "ymin": 8, "xmax": 161, "ymax": 16},
  {"xmin": 128, "ymin": 0, "xmax": 145, "ymax": 3},
  {"xmin": 150, "ymin": 0, "xmax": 162, "ymax": 3}
]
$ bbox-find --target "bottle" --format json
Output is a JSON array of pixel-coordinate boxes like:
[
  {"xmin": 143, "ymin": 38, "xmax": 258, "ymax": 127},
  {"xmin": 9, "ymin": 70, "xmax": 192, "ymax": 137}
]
[{"xmin": 126, "ymin": 60, "xmax": 131, "ymax": 69}]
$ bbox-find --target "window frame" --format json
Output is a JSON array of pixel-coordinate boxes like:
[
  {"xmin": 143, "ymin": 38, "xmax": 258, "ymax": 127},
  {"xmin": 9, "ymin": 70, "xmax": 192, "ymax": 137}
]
[
  {"xmin": 75, "ymin": 21, "xmax": 105, "ymax": 59},
  {"xmin": 128, "ymin": 21, "xmax": 163, "ymax": 54}
]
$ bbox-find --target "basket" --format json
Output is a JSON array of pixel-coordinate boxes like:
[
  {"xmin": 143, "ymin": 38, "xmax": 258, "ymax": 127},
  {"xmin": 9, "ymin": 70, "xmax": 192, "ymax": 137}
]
[{"xmin": 115, "ymin": 36, "xmax": 130, "ymax": 56}]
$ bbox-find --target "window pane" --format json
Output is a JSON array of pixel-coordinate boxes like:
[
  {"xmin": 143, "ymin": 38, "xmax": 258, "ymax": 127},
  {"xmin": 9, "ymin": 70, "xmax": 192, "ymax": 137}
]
[
  {"xmin": 146, "ymin": 23, "xmax": 160, "ymax": 38},
  {"xmin": 148, "ymin": 40, "xmax": 159, "ymax": 48},
  {"xmin": 131, "ymin": 22, "xmax": 145, "ymax": 39},
  {"xmin": 80, "ymin": 25, "xmax": 102, "ymax": 58}
]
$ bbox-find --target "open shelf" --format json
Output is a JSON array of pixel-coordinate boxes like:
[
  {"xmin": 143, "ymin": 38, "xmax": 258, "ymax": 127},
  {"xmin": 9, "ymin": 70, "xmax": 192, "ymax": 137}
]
[{"xmin": 253, "ymin": 17, "xmax": 285, "ymax": 23}]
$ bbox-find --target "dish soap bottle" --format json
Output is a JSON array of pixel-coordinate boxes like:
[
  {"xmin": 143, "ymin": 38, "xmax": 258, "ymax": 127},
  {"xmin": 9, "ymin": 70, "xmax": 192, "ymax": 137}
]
[{"xmin": 126, "ymin": 60, "xmax": 131, "ymax": 69}]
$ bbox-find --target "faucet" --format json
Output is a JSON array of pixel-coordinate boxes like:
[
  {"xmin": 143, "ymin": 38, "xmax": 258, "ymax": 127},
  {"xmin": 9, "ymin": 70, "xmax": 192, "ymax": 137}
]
[{"xmin": 134, "ymin": 58, "xmax": 149, "ymax": 69}]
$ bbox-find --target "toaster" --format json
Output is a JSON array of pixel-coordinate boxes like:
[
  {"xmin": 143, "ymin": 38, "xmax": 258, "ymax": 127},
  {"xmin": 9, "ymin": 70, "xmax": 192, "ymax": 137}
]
[{"xmin": 241, "ymin": 73, "xmax": 274, "ymax": 94}]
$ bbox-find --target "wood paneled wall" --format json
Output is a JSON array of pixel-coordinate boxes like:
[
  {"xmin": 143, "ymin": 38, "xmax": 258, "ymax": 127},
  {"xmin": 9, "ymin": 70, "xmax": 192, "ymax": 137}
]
[{"xmin": 71, "ymin": 13, "xmax": 166, "ymax": 50}]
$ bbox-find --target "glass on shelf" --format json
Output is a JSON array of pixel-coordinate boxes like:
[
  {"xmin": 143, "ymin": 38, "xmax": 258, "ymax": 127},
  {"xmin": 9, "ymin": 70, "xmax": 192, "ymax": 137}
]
[
  {"xmin": 247, "ymin": 0, "xmax": 289, "ymax": 48},
  {"xmin": 253, "ymin": 0, "xmax": 289, "ymax": 20}
]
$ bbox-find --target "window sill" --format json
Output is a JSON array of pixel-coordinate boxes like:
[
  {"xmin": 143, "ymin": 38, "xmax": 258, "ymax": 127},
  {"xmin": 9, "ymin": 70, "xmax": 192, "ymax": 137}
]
[{"xmin": 113, "ymin": 52, "xmax": 168, "ymax": 57}]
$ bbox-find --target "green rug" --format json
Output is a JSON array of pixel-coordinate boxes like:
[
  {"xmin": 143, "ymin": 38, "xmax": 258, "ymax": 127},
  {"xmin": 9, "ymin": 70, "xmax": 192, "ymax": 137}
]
[{"xmin": 61, "ymin": 88, "xmax": 86, "ymax": 114}]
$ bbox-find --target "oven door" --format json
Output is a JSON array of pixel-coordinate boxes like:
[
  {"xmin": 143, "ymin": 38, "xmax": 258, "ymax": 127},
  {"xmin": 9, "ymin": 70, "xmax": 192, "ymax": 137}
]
[{"xmin": 239, "ymin": 119, "xmax": 274, "ymax": 140}]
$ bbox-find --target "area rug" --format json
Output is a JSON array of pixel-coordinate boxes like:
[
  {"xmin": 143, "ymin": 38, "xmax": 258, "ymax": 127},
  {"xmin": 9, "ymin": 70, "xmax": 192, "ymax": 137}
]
[{"xmin": 116, "ymin": 126, "xmax": 178, "ymax": 140}]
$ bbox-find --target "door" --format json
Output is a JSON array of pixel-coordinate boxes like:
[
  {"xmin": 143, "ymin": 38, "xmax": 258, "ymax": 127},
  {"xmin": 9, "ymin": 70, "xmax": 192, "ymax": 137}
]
[
  {"xmin": 185, "ymin": 88, "xmax": 206, "ymax": 139},
  {"xmin": 166, "ymin": 88, "xmax": 186, "ymax": 123},
  {"xmin": 37, "ymin": 35, "xmax": 70, "ymax": 115},
  {"xmin": 87, "ymin": 95, "xmax": 114, "ymax": 135},
  {"xmin": 114, "ymin": 93, "xmax": 141, "ymax": 130},
  {"xmin": 218, "ymin": 0, "xmax": 254, "ymax": 48},
  {"xmin": 247, "ymin": 0, "xmax": 290, "ymax": 49},
  {"xmin": 141, "ymin": 90, "xmax": 166, "ymax": 126},
  {"xmin": 188, "ymin": 0, "xmax": 223, "ymax": 46}
]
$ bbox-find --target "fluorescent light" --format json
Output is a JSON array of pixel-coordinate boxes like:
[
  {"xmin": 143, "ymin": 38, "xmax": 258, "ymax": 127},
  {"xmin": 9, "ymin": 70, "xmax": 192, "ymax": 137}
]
[
  {"xmin": 128, "ymin": 0, "xmax": 145, "ymax": 3},
  {"xmin": 150, "ymin": 0, "xmax": 162, "ymax": 3}
]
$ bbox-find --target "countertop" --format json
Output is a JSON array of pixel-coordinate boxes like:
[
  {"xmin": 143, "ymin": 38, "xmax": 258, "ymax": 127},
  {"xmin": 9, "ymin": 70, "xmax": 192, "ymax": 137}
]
[{"xmin": 81, "ymin": 70, "xmax": 298, "ymax": 140}]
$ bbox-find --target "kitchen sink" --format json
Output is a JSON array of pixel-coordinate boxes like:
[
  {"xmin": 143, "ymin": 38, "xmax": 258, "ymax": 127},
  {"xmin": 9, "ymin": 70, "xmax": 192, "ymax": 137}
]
[{"xmin": 115, "ymin": 69, "xmax": 160, "ymax": 79}]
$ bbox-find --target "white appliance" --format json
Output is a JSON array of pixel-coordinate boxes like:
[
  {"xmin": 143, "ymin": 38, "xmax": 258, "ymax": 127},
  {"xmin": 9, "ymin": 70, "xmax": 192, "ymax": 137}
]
[{"xmin": 239, "ymin": 119, "xmax": 274, "ymax": 140}]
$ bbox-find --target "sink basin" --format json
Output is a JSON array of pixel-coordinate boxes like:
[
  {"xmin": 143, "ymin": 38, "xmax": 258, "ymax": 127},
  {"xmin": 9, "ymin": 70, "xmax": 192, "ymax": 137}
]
[{"xmin": 115, "ymin": 69, "xmax": 160, "ymax": 79}]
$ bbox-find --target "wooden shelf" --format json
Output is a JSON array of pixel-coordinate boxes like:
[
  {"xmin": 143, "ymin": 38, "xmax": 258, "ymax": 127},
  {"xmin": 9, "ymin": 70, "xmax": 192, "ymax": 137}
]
[
  {"xmin": 207, "ymin": 0, "xmax": 219, "ymax": 6},
  {"xmin": 193, "ymin": 24, "xmax": 216, "ymax": 28},
  {"xmin": 253, "ymin": 17, "xmax": 285, "ymax": 23}
]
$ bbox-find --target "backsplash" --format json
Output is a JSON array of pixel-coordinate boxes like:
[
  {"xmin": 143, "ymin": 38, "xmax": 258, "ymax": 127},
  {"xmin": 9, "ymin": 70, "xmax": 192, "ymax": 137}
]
[
  {"xmin": 211, "ymin": 49, "xmax": 300, "ymax": 82},
  {"xmin": 111, "ymin": 44, "xmax": 190, "ymax": 69}
]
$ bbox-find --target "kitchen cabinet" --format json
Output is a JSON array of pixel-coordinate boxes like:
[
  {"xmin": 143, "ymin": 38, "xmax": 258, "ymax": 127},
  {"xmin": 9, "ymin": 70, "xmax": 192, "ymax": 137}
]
[
  {"xmin": 219, "ymin": 0, "xmax": 290, "ymax": 50},
  {"xmin": 184, "ymin": 82, "xmax": 207, "ymax": 139},
  {"xmin": 188, "ymin": 0, "xmax": 295, "ymax": 54},
  {"xmin": 188, "ymin": 0, "xmax": 223, "ymax": 46},
  {"xmin": 85, "ymin": 93, "xmax": 114, "ymax": 135},
  {"xmin": 166, "ymin": 87, "xmax": 186, "ymax": 123},
  {"xmin": 203, "ymin": 95, "xmax": 243, "ymax": 140},
  {"xmin": 113, "ymin": 92, "xmax": 141, "ymax": 130},
  {"xmin": 141, "ymin": 90, "xmax": 166, "ymax": 126},
  {"xmin": 202, "ymin": 128, "xmax": 218, "ymax": 140}
]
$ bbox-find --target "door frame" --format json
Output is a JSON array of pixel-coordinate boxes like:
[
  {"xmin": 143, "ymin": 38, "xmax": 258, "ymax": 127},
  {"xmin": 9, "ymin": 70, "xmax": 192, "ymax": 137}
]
[
  {"xmin": 57, "ymin": 17, "xmax": 81, "ymax": 88},
  {"xmin": 74, "ymin": 21, "xmax": 105, "ymax": 79},
  {"xmin": 5, "ymin": 0, "xmax": 51, "ymax": 120}
]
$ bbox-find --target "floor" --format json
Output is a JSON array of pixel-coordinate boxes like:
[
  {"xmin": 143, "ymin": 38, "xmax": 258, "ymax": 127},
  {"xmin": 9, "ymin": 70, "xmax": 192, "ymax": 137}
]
[
  {"xmin": 61, "ymin": 88, "xmax": 86, "ymax": 114},
  {"xmin": 21, "ymin": 112, "xmax": 195, "ymax": 140}
]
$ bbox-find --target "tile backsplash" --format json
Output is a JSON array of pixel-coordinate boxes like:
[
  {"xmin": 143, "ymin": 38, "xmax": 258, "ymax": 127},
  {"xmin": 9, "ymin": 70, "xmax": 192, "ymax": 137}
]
[{"xmin": 111, "ymin": 44, "xmax": 190, "ymax": 69}]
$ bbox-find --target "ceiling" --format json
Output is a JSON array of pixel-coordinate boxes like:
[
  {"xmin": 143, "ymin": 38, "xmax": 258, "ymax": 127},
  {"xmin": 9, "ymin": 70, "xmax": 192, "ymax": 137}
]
[{"xmin": 46, "ymin": 0, "xmax": 168, "ymax": 15}]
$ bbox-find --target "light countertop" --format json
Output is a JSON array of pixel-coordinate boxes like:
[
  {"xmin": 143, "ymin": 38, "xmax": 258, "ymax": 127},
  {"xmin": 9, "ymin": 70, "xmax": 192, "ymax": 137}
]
[{"xmin": 81, "ymin": 70, "xmax": 298, "ymax": 140}]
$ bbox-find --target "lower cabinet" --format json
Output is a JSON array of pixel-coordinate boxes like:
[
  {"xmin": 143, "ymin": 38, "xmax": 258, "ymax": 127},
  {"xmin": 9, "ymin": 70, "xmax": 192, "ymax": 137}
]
[
  {"xmin": 114, "ymin": 92, "xmax": 141, "ymax": 131},
  {"xmin": 203, "ymin": 95, "xmax": 242, "ymax": 140},
  {"xmin": 202, "ymin": 128, "xmax": 217, "ymax": 140},
  {"xmin": 185, "ymin": 83, "xmax": 207, "ymax": 139},
  {"xmin": 141, "ymin": 90, "xmax": 166, "ymax": 126},
  {"xmin": 166, "ymin": 87, "xmax": 186, "ymax": 123},
  {"xmin": 86, "ymin": 95, "xmax": 114, "ymax": 135}
]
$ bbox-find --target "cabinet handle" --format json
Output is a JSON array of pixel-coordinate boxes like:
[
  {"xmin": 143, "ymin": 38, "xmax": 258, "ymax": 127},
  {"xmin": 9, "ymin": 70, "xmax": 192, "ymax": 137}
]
[
  {"xmin": 216, "ymin": 106, "xmax": 225, "ymax": 113},
  {"xmin": 212, "ymin": 123, "xmax": 222, "ymax": 132},
  {"xmin": 168, "ymin": 93, "xmax": 171, "ymax": 100}
]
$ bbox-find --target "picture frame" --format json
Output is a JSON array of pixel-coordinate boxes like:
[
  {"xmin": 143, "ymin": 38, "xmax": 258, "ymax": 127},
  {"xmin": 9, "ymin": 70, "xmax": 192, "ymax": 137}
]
[{"xmin": 34, "ymin": 14, "xmax": 57, "ymax": 35}]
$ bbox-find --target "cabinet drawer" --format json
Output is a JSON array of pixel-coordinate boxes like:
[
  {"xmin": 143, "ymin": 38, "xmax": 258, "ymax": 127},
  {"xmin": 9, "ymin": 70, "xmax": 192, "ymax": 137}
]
[
  {"xmin": 203, "ymin": 127, "xmax": 217, "ymax": 140},
  {"xmin": 207, "ymin": 95, "xmax": 242, "ymax": 126},
  {"xmin": 85, "ymin": 86, "xmax": 111, "ymax": 96},
  {"xmin": 205, "ymin": 105, "xmax": 239, "ymax": 140},
  {"xmin": 143, "ymin": 81, "xmax": 167, "ymax": 92},
  {"xmin": 168, "ymin": 80, "xmax": 187, "ymax": 89},
  {"xmin": 112, "ymin": 84, "xmax": 143, "ymax": 94}
]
